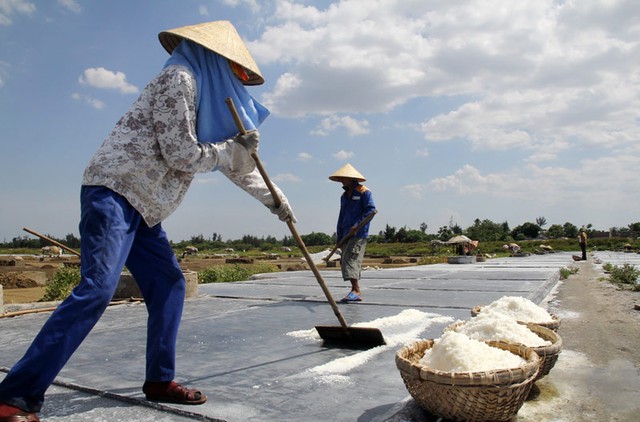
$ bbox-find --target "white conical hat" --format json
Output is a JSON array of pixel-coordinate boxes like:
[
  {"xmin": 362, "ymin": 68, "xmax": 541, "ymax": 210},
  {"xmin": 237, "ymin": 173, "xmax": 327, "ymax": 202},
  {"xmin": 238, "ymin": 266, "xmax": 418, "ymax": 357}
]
[
  {"xmin": 329, "ymin": 163, "xmax": 366, "ymax": 182},
  {"xmin": 158, "ymin": 20, "xmax": 264, "ymax": 85}
]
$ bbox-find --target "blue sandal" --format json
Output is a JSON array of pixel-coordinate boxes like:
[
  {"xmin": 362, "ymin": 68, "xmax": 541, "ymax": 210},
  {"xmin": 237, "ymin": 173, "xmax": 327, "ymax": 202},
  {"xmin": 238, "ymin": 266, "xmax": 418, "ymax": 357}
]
[{"xmin": 341, "ymin": 292, "xmax": 362, "ymax": 302}]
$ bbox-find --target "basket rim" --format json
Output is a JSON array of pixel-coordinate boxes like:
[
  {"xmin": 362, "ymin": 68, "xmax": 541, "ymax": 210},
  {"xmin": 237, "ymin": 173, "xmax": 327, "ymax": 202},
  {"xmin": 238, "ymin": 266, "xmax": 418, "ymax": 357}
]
[
  {"xmin": 396, "ymin": 338, "xmax": 540, "ymax": 386},
  {"xmin": 524, "ymin": 322, "xmax": 563, "ymax": 354}
]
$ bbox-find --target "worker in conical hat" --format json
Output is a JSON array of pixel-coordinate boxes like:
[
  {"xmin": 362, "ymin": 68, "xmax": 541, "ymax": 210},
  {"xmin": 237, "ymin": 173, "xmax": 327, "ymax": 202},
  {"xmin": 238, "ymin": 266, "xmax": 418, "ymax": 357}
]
[
  {"xmin": 329, "ymin": 163, "xmax": 376, "ymax": 302},
  {"xmin": 0, "ymin": 21, "xmax": 296, "ymax": 421}
]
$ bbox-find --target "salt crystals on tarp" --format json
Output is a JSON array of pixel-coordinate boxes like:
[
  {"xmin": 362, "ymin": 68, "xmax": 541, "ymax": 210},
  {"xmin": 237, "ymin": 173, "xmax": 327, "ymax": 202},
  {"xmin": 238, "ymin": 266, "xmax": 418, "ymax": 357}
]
[
  {"xmin": 481, "ymin": 295, "xmax": 554, "ymax": 323},
  {"xmin": 454, "ymin": 312, "xmax": 551, "ymax": 347},
  {"xmin": 419, "ymin": 331, "xmax": 526, "ymax": 372}
]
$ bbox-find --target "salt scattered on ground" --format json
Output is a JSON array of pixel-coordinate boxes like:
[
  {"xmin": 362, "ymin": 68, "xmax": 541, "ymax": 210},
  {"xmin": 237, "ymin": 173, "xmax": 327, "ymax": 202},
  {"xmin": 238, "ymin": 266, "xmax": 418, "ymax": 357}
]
[{"xmin": 286, "ymin": 309, "xmax": 453, "ymax": 383}]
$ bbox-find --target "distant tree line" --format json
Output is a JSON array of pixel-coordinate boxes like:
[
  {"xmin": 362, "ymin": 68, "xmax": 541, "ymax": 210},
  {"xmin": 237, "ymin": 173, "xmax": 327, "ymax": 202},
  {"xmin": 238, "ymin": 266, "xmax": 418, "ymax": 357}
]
[
  {"xmin": 3, "ymin": 219, "xmax": 640, "ymax": 251},
  {"xmin": 3, "ymin": 233, "xmax": 81, "ymax": 250}
]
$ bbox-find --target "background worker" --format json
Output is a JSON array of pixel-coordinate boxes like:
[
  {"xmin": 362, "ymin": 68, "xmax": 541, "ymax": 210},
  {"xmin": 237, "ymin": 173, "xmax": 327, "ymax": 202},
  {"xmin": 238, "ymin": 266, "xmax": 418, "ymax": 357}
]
[
  {"xmin": 329, "ymin": 163, "xmax": 376, "ymax": 302},
  {"xmin": 579, "ymin": 227, "xmax": 588, "ymax": 260},
  {"xmin": 0, "ymin": 21, "xmax": 295, "ymax": 422}
]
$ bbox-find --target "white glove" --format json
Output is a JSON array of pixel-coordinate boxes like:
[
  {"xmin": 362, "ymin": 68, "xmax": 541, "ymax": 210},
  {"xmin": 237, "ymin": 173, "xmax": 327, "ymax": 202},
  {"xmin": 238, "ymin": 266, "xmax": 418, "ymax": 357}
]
[
  {"xmin": 269, "ymin": 197, "xmax": 297, "ymax": 223},
  {"xmin": 234, "ymin": 130, "xmax": 259, "ymax": 156},
  {"xmin": 213, "ymin": 130, "xmax": 259, "ymax": 174}
]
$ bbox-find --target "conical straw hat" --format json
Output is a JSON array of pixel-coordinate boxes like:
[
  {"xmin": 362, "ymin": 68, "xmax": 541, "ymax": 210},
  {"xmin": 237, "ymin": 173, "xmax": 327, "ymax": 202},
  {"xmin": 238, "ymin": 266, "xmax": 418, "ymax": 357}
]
[
  {"xmin": 329, "ymin": 163, "xmax": 366, "ymax": 182},
  {"xmin": 159, "ymin": 20, "xmax": 264, "ymax": 85}
]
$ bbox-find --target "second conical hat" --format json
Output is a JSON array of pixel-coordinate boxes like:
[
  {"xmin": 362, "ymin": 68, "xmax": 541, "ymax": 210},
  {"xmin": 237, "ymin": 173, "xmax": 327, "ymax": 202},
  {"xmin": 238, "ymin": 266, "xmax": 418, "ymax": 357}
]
[
  {"xmin": 158, "ymin": 20, "xmax": 264, "ymax": 85},
  {"xmin": 329, "ymin": 163, "xmax": 366, "ymax": 182}
]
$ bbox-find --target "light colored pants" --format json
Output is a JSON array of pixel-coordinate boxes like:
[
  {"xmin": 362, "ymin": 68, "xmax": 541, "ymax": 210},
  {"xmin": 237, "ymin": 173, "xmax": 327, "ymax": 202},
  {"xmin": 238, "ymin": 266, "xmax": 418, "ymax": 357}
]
[
  {"xmin": 341, "ymin": 237, "xmax": 367, "ymax": 281},
  {"xmin": 0, "ymin": 186, "xmax": 185, "ymax": 412}
]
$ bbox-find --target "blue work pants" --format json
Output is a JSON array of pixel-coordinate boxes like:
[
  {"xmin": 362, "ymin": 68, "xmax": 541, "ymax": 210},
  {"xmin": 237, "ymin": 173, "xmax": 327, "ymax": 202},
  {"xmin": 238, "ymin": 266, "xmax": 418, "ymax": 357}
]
[{"xmin": 0, "ymin": 186, "xmax": 186, "ymax": 412}]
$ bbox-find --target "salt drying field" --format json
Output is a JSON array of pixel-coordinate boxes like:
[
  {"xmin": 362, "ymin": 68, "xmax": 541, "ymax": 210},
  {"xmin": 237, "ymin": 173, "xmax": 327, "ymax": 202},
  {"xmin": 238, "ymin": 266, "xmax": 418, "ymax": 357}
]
[{"xmin": 0, "ymin": 252, "xmax": 587, "ymax": 421}]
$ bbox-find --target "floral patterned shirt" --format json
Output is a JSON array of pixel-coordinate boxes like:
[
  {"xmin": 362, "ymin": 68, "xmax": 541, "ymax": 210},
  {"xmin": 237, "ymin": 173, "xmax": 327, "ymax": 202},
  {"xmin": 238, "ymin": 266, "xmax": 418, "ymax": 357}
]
[{"xmin": 82, "ymin": 65, "xmax": 280, "ymax": 227}]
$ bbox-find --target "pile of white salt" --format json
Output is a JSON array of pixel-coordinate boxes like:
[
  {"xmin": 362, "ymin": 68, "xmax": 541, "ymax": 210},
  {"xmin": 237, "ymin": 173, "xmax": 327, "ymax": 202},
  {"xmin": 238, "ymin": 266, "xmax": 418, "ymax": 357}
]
[
  {"xmin": 418, "ymin": 331, "xmax": 526, "ymax": 372},
  {"xmin": 454, "ymin": 312, "xmax": 551, "ymax": 347},
  {"xmin": 480, "ymin": 296, "xmax": 554, "ymax": 323}
]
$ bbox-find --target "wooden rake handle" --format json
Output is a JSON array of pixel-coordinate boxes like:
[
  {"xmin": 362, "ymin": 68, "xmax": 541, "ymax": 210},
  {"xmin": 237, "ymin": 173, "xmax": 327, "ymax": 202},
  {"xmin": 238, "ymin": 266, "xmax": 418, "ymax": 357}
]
[
  {"xmin": 225, "ymin": 97, "xmax": 351, "ymax": 333},
  {"xmin": 23, "ymin": 227, "xmax": 81, "ymax": 257},
  {"xmin": 324, "ymin": 210, "xmax": 377, "ymax": 262}
]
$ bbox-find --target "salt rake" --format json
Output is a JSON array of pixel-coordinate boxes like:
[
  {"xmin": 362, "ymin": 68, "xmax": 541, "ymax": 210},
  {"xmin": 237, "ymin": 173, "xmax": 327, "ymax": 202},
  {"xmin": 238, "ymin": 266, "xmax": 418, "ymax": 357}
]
[{"xmin": 225, "ymin": 97, "xmax": 385, "ymax": 348}]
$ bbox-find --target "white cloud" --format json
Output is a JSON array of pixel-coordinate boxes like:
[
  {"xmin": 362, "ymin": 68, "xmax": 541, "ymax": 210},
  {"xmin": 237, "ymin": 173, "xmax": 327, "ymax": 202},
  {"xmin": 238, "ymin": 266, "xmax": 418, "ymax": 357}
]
[
  {"xmin": 221, "ymin": 0, "xmax": 260, "ymax": 13},
  {"xmin": 272, "ymin": 173, "xmax": 301, "ymax": 183},
  {"xmin": 251, "ymin": 0, "xmax": 640, "ymax": 158},
  {"xmin": 333, "ymin": 150, "xmax": 354, "ymax": 161},
  {"xmin": 416, "ymin": 148, "xmax": 429, "ymax": 157},
  {"xmin": 57, "ymin": 0, "xmax": 81, "ymax": 13},
  {"xmin": 297, "ymin": 152, "xmax": 312, "ymax": 162},
  {"xmin": 78, "ymin": 67, "xmax": 139, "ymax": 94},
  {"xmin": 0, "ymin": 0, "xmax": 36, "ymax": 25},
  {"xmin": 412, "ymin": 154, "xmax": 640, "ymax": 207},
  {"xmin": 71, "ymin": 92, "xmax": 104, "ymax": 109},
  {"xmin": 400, "ymin": 183, "xmax": 429, "ymax": 200},
  {"xmin": 198, "ymin": 5, "xmax": 208, "ymax": 16},
  {"xmin": 311, "ymin": 115, "xmax": 369, "ymax": 136}
]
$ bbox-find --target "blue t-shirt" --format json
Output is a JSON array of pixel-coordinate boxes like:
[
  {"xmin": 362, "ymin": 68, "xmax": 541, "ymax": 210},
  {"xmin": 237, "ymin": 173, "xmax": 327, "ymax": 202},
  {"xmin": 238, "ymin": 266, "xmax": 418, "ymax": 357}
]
[{"xmin": 337, "ymin": 184, "xmax": 376, "ymax": 240}]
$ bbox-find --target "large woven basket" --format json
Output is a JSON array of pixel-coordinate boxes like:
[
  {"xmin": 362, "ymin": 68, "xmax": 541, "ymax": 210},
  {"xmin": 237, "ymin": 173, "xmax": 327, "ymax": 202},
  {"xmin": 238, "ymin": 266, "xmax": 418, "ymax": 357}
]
[
  {"xmin": 395, "ymin": 339, "xmax": 540, "ymax": 422},
  {"xmin": 525, "ymin": 323, "xmax": 562, "ymax": 380},
  {"xmin": 470, "ymin": 305, "xmax": 562, "ymax": 331},
  {"xmin": 445, "ymin": 321, "xmax": 563, "ymax": 381}
]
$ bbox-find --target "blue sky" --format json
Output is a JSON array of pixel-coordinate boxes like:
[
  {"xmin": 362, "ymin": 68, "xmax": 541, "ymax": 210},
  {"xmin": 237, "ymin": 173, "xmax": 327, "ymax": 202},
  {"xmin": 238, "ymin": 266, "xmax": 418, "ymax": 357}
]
[{"xmin": 1, "ymin": 0, "xmax": 639, "ymax": 243}]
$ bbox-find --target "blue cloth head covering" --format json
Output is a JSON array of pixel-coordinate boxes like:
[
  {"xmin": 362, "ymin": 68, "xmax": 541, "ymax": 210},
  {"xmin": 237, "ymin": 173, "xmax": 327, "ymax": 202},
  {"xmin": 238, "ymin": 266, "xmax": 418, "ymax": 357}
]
[{"xmin": 163, "ymin": 40, "xmax": 270, "ymax": 143}]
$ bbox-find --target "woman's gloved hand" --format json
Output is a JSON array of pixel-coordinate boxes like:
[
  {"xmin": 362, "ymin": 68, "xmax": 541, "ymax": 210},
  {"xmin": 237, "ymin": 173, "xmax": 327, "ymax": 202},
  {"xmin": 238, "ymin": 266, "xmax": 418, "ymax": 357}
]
[
  {"xmin": 215, "ymin": 130, "xmax": 259, "ymax": 174},
  {"xmin": 270, "ymin": 197, "xmax": 297, "ymax": 223},
  {"xmin": 234, "ymin": 130, "xmax": 259, "ymax": 156}
]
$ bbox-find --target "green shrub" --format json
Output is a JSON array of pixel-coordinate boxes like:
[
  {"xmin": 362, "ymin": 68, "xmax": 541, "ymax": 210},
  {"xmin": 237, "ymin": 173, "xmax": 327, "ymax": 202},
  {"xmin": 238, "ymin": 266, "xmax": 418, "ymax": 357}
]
[
  {"xmin": 559, "ymin": 267, "xmax": 578, "ymax": 279},
  {"xmin": 198, "ymin": 263, "xmax": 279, "ymax": 284},
  {"xmin": 41, "ymin": 267, "xmax": 81, "ymax": 301},
  {"xmin": 608, "ymin": 263, "xmax": 640, "ymax": 290}
]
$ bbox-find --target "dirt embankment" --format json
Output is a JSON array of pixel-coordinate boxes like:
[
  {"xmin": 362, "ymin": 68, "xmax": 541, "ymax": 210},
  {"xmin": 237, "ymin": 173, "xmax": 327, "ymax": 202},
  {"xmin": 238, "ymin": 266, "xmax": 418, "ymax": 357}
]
[
  {"xmin": 518, "ymin": 260, "xmax": 640, "ymax": 421},
  {"xmin": 0, "ymin": 253, "xmax": 412, "ymax": 304}
]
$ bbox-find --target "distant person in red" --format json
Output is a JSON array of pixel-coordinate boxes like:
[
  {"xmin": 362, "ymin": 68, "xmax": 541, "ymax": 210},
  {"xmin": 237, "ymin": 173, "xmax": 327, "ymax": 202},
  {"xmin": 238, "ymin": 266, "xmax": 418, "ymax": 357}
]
[
  {"xmin": 0, "ymin": 21, "xmax": 295, "ymax": 422},
  {"xmin": 329, "ymin": 163, "xmax": 376, "ymax": 302}
]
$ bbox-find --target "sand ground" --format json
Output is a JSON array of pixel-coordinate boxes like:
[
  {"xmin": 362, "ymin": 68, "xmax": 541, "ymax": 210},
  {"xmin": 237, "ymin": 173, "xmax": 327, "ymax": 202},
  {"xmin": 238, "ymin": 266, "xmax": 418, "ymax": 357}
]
[{"xmin": 516, "ymin": 259, "xmax": 640, "ymax": 421}]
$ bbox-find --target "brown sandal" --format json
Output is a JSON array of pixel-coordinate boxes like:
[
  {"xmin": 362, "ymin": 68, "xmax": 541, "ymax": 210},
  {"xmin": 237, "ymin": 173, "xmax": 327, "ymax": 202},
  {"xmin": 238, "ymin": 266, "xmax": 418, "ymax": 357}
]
[
  {"xmin": 143, "ymin": 381, "xmax": 207, "ymax": 405},
  {"xmin": 0, "ymin": 402, "xmax": 40, "ymax": 422}
]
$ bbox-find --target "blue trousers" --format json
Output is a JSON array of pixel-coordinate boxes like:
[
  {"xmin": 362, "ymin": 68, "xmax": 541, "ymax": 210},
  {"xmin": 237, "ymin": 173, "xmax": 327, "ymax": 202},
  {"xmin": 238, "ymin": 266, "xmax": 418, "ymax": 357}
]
[{"xmin": 0, "ymin": 186, "xmax": 186, "ymax": 412}]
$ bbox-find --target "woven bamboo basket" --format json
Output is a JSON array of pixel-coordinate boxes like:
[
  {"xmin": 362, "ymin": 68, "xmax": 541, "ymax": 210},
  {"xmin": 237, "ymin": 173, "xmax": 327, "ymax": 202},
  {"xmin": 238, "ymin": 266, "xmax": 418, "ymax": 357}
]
[
  {"xmin": 525, "ymin": 323, "xmax": 563, "ymax": 380},
  {"xmin": 445, "ymin": 321, "xmax": 563, "ymax": 381},
  {"xmin": 470, "ymin": 305, "xmax": 561, "ymax": 331},
  {"xmin": 395, "ymin": 339, "xmax": 540, "ymax": 422}
]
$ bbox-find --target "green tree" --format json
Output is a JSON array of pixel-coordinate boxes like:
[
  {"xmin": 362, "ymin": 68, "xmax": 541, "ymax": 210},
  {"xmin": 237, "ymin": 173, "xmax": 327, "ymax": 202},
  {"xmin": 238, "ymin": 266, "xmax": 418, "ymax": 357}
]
[
  {"xmin": 391, "ymin": 226, "xmax": 428, "ymax": 243},
  {"xmin": 64, "ymin": 233, "xmax": 80, "ymax": 248},
  {"xmin": 437, "ymin": 225, "xmax": 453, "ymax": 241},
  {"xmin": 563, "ymin": 222, "xmax": 578, "ymax": 239},
  {"xmin": 511, "ymin": 222, "xmax": 541, "ymax": 240},
  {"xmin": 629, "ymin": 222, "xmax": 640, "ymax": 237},
  {"xmin": 465, "ymin": 219, "xmax": 510, "ymax": 241},
  {"xmin": 535, "ymin": 216, "xmax": 547, "ymax": 228},
  {"xmin": 546, "ymin": 224, "xmax": 564, "ymax": 239},
  {"xmin": 300, "ymin": 232, "xmax": 333, "ymax": 246},
  {"xmin": 380, "ymin": 224, "xmax": 397, "ymax": 243}
]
